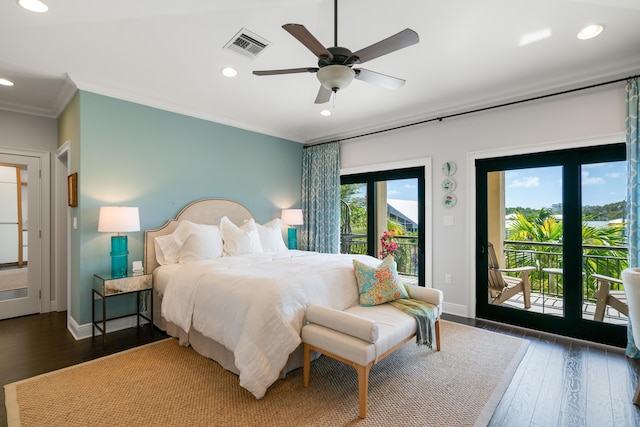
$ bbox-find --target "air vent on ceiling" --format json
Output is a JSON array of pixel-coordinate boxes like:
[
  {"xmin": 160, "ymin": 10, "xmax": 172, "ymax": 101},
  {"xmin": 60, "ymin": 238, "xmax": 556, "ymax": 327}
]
[{"xmin": 224, "ymin": 28, "xmax": 270, "ymax": 59}]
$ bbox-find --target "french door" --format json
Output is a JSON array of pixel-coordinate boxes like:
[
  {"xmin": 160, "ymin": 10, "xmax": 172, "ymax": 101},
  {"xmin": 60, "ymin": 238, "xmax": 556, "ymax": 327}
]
[
  {"xmin": 476, "ymin": 143, "xmax": 627, "ymax": 347},
  {"xmin": 341, "ymin": 167, "xmax": 426, "ymax": 286}
]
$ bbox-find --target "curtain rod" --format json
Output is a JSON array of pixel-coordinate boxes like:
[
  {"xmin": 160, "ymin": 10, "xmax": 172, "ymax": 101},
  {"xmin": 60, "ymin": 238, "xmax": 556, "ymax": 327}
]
[{"xmin": 305, "ymin": 73, "xmax": 640, "ymax": 148}]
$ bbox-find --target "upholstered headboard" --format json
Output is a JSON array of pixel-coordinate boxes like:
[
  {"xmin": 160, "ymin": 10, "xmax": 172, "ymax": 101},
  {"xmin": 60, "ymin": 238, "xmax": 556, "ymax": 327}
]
[{"xmin": 143, "ymin": 198, "xmax": 253, "ymax": 274}]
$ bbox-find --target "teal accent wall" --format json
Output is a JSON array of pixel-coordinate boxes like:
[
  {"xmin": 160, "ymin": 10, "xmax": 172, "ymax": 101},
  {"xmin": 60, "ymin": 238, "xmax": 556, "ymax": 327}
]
[{"xmin": 73, "ymin": 91, "xmax": 302, "ymax": 325}]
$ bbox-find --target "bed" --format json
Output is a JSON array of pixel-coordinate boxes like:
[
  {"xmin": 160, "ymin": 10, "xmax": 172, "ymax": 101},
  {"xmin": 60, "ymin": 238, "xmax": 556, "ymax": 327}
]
[{"xmin": 143, "ymin": 198, "xmax": 380, "ymax": 399}]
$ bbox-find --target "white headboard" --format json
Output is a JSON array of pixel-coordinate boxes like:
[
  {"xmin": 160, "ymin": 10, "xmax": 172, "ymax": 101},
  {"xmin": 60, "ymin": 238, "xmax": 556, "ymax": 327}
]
[{"xmin": 143, "ymin": 198, "xmax": 253, "ymax": 274}]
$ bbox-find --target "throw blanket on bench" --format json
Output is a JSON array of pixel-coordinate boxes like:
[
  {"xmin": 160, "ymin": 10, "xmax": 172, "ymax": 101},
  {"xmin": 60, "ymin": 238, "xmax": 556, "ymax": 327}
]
[{"xmin": 389, "ymin": 298, "xmax": 436, "ymax": 348}]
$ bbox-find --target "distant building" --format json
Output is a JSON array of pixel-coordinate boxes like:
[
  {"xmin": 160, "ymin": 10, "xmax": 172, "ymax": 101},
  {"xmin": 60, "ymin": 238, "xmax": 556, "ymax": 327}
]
[{"xmin": 387, "ymin": 199, "xmax": 418, "ymax": 232}]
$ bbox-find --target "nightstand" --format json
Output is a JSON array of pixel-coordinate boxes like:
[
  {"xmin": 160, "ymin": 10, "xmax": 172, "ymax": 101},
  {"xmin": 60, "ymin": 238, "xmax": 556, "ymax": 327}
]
[{"xmin": 92, "ymin": 272, "xmax": 153, "ymax": 347}]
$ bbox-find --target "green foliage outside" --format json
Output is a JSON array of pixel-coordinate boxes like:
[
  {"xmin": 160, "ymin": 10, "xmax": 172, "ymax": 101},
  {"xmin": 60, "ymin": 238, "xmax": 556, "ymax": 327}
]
[
  {"xmin": 505, "ymin": 206, "xmax": 627, "ymax": 299},
  {"xmin": 340, "ymin": 184, "xmax": 417, "ymax": 275}
]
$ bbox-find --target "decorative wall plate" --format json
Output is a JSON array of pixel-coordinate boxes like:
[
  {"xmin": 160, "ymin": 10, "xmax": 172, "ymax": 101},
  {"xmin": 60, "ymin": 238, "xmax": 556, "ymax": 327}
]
[
  {"xmin": 442, "ymin": 161, "xmax": 456, "ymax": 176},
  {"xmin": 443, "ymin": 193, "xmax": 457, "ymax": 208},
  {"xmin": 441, "ymin": 178, "xmax": 456, "ymax": 193}
]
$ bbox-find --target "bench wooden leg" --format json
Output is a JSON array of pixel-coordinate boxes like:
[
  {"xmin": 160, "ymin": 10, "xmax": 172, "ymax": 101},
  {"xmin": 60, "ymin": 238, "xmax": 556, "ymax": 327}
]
[
  {"xmin": 357, "ymin": 363, "xmax": 373, "ymax": 419},
  {"xmin": 303, "ymin": 343, "xmax": 311, "ymax": 388},
  {"xmin": 435, "ymin": 318, "xmax": 441, "ymax": 351}
]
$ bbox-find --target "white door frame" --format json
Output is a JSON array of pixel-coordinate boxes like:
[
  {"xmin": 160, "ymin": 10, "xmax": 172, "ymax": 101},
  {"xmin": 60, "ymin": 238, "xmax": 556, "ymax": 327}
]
[
  {"xmin": 0, "ymin": 146, "xmax": 50, "ymax": 316},
  {"xmin": 55, "ymin": 141, "xmax": 70, "ymax": 312}
]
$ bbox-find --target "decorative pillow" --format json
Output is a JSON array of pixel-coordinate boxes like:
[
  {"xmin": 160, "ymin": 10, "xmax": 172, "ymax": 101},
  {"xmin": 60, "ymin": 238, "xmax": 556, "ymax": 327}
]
[
  {"xmin": 220, "ymin": 216, "xmax": 263, "ymax": 256},
  {"xmin": 256, "ymin": 218, "xmax": 288, "ymax": 253},
  {"xmin": 353, "ymin": 256, "xmax": 408, "ymax": 306}
]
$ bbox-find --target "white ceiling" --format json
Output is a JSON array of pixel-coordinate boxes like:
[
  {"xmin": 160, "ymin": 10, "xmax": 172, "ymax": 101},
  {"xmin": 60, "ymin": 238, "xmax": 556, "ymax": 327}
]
[{"xmin": 1, "ymin": 0, "xmax": 639, "ymax": 144}]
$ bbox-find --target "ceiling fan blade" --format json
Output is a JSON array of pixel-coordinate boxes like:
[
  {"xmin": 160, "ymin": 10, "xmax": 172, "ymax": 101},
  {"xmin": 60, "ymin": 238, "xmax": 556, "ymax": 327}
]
[
  {"xmin": 354, "ymin": 68, "xmax": 406, "ymax": 90},
  {"xmin": 253, "ymin": 67, "xmax": 318, "ymax": 76},
  {"xmin": 314, "ymin": 85, "xmax": 332, "ymax": 104},
  {"xmin": 352, "ymin": 28, "xmax": 419, "ymax": 64},
  {"xmin": 283, "ymin": 24, "xmax": 334, "ymax": 60}
]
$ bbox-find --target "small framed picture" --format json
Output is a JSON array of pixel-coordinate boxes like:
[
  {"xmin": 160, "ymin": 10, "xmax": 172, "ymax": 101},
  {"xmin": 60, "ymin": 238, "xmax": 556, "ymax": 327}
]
[{"xmin": 67, "ymin": 173, "xmax": 78, "ymax": 207}]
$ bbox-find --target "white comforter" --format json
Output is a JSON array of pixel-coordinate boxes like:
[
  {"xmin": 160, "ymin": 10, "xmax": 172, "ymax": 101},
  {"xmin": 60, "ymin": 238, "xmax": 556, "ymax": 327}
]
[{"xmin": 161, "ymin": 250, "xmax": 379, "ymax": 398}]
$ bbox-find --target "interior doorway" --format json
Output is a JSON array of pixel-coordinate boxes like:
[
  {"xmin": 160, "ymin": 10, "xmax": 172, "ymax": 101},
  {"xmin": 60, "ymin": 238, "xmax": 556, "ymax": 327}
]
[{"xmin": 0, "ymin": 153, "xmax": 41, "ymax": 319}]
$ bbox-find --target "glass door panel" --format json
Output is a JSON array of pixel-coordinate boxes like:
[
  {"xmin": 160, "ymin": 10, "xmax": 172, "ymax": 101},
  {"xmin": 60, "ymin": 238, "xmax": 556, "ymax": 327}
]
[
  {"xmin": 488, "ymin": 166, "xmax": 564, "ymax": 316},
  {"xmin": 340, "ymin": 182, "xmax": 368, "ymax": 255},
  {"xmin": 581, "ymin": 160, "xmax": 628, "ymax": 324}
]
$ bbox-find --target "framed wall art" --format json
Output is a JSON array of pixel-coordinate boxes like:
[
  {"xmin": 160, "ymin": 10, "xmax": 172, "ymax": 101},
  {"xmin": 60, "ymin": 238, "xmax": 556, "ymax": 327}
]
[{"xmin": 68, "ymin": 172, "xmax": 78, "ymax": 207}]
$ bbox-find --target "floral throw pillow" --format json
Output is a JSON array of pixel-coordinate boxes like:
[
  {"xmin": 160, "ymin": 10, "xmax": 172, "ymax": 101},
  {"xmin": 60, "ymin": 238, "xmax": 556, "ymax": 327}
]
[{"xmin": 353, "ymin": 256, "xmax": 408, "ymax": 306}]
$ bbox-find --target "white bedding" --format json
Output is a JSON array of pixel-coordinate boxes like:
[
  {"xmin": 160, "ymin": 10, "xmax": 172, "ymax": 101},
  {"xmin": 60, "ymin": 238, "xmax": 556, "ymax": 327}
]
[{"xmin": 160, "ymin": 250, "xmax": 379, "ymax": 398}]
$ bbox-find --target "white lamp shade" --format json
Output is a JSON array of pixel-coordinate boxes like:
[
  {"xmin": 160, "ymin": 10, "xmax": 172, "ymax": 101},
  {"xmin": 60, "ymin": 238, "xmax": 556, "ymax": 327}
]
[
  {"xmin": 98, "ymin": 206, "xmax": 140, "ymax": 233},
  {"xmin": 281, "ymin": 209, "xmax": 304, "ymax": 226},
  {"xmin": 316, "ymin": 65, "xmax": 355, "ymax": 91}
]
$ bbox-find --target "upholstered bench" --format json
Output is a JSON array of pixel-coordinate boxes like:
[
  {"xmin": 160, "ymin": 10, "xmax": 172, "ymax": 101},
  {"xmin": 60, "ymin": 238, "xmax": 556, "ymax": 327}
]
[{"xmin": 302, "ymin": 285, "xmax": 443, "ymax": 418}]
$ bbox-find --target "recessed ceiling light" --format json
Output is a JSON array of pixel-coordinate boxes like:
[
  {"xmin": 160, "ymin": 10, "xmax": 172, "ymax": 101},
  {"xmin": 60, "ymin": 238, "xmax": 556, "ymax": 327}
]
[
  {"xmin": 320, "ymin": 110, "xmax": 331, "ymax": 116},
  {"xmin": 17, "ymin": 0, "xmax": 49, "ymax": 13},
  {"xmin": 221, "ymin": 67, "xmax": 238, "ymax": 77},
  {"xmin": 578, "ymin": 24, "xmax": 604, "ymax": 40},
  {"xmin": 0, "ymin": 78, "xmax": 15, "ymax": 87}
]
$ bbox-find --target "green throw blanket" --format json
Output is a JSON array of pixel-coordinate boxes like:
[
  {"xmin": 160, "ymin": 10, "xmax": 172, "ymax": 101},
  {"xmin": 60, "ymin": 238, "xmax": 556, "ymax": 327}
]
[{"xmin": 388, "ymin": 298, "xmax": 436, "ymax": 348}]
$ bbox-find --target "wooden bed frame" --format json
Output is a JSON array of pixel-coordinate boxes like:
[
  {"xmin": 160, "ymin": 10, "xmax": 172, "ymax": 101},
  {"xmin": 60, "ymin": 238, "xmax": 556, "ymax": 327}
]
[{"xmin": 143, "ymin": 198, "xmax": 310, "ymax": 378}]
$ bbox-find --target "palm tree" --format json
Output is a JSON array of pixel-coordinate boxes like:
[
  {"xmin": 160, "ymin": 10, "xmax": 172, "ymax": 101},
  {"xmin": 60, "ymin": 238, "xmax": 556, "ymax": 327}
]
[{"xmin": 505, "ymin": 210, "xmax": 627, "ymax": 298}]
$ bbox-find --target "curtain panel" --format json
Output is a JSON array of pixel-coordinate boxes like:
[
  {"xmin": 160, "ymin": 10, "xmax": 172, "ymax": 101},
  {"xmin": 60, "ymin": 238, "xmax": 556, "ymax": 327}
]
[
  {"xmin": 626, "ymin": 77, "xmax": 640, "ymax": 358},
  {"xmin": 300, "ymin": 142, "xmax": 341, "ymax": 253}
]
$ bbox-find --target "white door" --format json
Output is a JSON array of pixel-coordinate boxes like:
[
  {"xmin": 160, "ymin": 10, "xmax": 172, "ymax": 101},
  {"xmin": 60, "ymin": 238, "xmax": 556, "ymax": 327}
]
[{"xmin": 0, "ymin": 153, "xmax": 41, "ymax": 319}]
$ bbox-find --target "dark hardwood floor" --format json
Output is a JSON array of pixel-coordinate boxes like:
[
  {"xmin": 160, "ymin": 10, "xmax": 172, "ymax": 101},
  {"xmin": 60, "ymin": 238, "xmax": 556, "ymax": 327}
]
[
  {"xmin": 0, "ymin": 311, "xmax": 167, "ymax": 427},
  {"xmin": 2, "ymin": 312, "xmax": 640, "ymax": 426}
]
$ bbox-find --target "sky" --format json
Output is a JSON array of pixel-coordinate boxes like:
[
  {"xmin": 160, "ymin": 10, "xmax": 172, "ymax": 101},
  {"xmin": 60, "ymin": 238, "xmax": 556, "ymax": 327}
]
[
  {"xmin": 349, "ymin": 161, "xmax": 626, "ymax": 209},
  {"xmin": 505, "ymin": 161, "xmax": 627, "ymax": 209}
]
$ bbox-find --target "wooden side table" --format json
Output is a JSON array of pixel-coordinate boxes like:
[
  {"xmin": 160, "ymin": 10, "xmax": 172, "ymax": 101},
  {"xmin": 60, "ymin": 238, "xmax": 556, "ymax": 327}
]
[{"xmin": 92, "ymin": 272, "xmax": 153, "ymax": 347}]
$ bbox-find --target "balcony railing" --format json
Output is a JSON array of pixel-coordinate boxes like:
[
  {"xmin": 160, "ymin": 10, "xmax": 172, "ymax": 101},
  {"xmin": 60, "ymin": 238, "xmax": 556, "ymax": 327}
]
[
  {"xmin": 341, "ymin": 234, "xmax": 419, "ymax": 278},
  {"xmin": 502, "ymin": 240, "xmax": 628, "ymax": 323}
]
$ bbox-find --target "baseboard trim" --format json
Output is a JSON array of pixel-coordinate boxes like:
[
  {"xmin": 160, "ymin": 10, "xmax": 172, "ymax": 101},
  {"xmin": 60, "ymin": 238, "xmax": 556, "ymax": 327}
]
[
  {"xmin": 68, "ymin": 314, "xmax": 150, "ymax": 340},
  {"xmin": 443, "ymin": 301, "xmax": 469, "ymax": 318}
]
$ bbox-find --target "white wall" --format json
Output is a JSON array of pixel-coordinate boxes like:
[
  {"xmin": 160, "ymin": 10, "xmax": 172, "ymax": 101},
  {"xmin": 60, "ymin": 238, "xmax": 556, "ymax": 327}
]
[{"xmin": 339, "ymin": 84, "xmax": 627, "ymax": 316}]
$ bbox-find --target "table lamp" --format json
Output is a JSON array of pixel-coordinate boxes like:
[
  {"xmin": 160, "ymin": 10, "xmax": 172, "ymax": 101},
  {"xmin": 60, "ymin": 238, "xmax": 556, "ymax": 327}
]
[
  {"xmin": 98, "ymin": 206, "xmax": 140, "ymax": 278},
  {"xmin": 281, "ymin": 209, "xmax": 303, "ymax": 249}
]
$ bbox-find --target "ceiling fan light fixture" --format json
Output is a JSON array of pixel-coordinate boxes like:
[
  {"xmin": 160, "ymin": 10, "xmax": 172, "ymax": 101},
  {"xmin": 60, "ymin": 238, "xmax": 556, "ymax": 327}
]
[
  {"xmin": 0, "ymin": 78, "xmax": 15, "ymax": 87},
  {"xmin": 17, "ymin": 0, "xmax": 48, "ymax": 12},
  {"xmin": 317, "ymin": 65, "xmax": 355, "ymax": 92},
  {"xmin": 320, "ymin": 109, "xmax": 331, "ymax": 116}
]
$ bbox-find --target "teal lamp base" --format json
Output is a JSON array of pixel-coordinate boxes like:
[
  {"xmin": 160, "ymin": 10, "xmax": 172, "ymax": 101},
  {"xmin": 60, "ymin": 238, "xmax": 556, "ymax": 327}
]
[
  {"xmin": 287, "ymin": 227, "xmax": 297, "ymax": 250},
  {"xmin": 110, "ymin": 235, "xmax": 129, "ymax": 278}
]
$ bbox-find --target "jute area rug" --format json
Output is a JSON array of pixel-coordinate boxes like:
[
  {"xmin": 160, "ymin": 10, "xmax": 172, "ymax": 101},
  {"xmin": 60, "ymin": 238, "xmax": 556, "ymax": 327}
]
[
  {"xmin": 5, "ymin": 321, "xmax": 528, "ymax": 427},
  {"xmin": 0, "ymin": 268, "xmax": 27, "ymax": 292}
]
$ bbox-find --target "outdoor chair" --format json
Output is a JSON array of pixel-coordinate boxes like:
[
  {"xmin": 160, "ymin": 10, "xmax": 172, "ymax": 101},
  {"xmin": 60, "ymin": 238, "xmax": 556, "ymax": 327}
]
[
  {"xmin": 592, "ymin": 273, "xmax": 628, "ymax": 322},
  {"xmin": 622, "ymin": 268, "xmax": 640, "ymax": 405},
  {"xmin": 488, "ymin": 242, "xmax": 536, "ymax": 309}
]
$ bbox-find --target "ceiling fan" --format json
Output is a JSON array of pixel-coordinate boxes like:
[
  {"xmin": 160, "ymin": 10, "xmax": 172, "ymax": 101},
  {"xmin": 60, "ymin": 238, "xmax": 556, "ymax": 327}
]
[{"xmin": 252, "ymin": 0, "xmax": 419, "ymax": 104}]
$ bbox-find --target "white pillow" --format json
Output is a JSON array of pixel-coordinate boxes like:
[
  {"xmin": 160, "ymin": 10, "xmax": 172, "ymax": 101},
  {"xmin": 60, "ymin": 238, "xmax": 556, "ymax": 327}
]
[
  {"xmin": 154, "ymin": 220, "xmax": 223, "ymax": 265},
  {"xmin": 155, "ymin": 234, "xmax": 181, "ymax": 265},
  {"xmin": 178, "ymin": 223, "xmax": 223, "ymax": 263},
  {"xmin": 256, "ymin": 218, "xmax": 288, "ymax": 253},
  {"xmin": 220, "ymin": 216, "xmax": 263, "ymax": 256}
]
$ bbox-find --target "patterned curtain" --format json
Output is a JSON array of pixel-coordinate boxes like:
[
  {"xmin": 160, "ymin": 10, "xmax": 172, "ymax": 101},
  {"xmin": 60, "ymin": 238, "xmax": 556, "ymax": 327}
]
[
  {"xmin": 626, "ymin": 77, "xmax": 640, "ymax": 358},
  {"xmin": 300, "ymin": 142, "xmax": 341, "ymax": 253}
]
